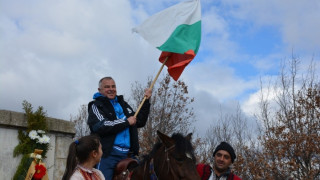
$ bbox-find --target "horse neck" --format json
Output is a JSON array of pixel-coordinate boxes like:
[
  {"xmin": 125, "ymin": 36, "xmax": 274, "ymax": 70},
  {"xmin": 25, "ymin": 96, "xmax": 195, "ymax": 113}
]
[
  {"xmin": 131, "ymin": 144, "xmax": 176, "ymax": 180},
  {"xmin": 130, "ymin": 159, "xmax": 149, "ymax": 180},
  {"xmin": 152, "ymin": 144, "xmax": 178, "ymax": 179}
]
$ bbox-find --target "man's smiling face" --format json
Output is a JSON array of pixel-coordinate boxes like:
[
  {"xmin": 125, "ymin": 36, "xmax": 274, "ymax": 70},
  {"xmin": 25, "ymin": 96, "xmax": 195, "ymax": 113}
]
[{"xmin": 98, "ymin": 78, "xmax": 117, "ymax": 99}]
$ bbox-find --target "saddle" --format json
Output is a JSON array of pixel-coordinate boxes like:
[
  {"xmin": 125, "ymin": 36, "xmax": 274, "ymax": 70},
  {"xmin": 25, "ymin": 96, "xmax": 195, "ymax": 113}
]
[{"xmin": 113, "ymin": 158, "xmax": 139, "ymax": 180}]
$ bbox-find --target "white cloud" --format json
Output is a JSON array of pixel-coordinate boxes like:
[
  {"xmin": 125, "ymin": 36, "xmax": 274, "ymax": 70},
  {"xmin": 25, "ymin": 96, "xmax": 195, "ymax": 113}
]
[
  {"xmin": 189, "ymin": 89, "xmax": 241, "ymax": 137},
  {"xmin": 0, "ymin": 0, "xmax": 319, "ymax": 139},
  {"xmin": 0, "ymin": 0, "xmax": 160, "ymax": 119},
  {"xmin": 184, "ymin": 60, "xmax": 257, "ymax": 101}
]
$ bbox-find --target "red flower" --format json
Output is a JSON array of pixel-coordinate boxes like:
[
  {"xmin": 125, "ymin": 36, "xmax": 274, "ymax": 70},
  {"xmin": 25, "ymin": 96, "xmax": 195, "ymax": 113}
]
[{"xmin": 33, "ymin": 164, "xmax": 46, "ymax": 180}]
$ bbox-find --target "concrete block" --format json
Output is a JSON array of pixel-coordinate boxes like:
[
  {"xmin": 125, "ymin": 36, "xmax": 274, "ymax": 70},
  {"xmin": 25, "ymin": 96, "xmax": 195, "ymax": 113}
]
[
  {"xmin": 55, "ymin": 135, "xmax": 74, "ymax": 159},
  {"xmin": 54, "ymin": 158, "xmax": 67, "ymax": 180}
]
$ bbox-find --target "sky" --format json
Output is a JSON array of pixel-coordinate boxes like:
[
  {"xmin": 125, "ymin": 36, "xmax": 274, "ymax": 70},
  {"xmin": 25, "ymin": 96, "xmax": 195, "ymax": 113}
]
[{"xmin": 1, "ymin": 0, "xmax": 320, "ymax": 137}]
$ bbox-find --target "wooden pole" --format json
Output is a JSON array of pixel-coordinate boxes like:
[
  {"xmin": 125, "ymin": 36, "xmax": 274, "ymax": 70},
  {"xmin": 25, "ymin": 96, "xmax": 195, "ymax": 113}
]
[{"xmin": 134, "ymin": 56, "xmax": 169, "ymax": 117}]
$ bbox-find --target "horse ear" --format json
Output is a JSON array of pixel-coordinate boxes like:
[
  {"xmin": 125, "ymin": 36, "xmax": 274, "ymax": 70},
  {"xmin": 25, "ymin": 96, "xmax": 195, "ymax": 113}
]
[
  {"xmin": 185, "ymin": 133, "xmax": 193, "ymax": 141},
  {"xmin": 157, "ymin": 130, "xmax": 175, "ymax": 147}
]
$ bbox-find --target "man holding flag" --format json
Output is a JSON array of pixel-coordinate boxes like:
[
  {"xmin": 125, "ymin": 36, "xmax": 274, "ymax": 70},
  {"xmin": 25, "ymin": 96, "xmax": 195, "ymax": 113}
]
[
  {"xmin": 87, "ymin": 0, "xmax": 201, "ymax": 178},
  {"xmin": 132, "ymin": 0, "xmax": 201, "ymax": 117},
  {"xmin": 87, "ymin": 77, "xmax": 152, "ymax": 179}
]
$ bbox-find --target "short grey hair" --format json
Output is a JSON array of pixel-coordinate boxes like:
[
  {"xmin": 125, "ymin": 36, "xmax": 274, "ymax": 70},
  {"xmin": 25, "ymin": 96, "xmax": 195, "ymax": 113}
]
[{"xmin": 98, "ymin": 76, "xmax": 114, "ymax": 88}]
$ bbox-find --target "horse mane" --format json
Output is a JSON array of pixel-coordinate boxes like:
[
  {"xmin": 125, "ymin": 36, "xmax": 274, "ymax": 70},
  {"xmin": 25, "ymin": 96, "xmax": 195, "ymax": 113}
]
[
  {"xmin": 115, "ymin": 132, "xmax": 200, "ymax": 180},
  {"xmin": 140, "ymin": 132, "xmax": 196, "ymax": 164},
  {"xmin": 171, "ymin": 133, "xmax": 196, "ymax": 162}
]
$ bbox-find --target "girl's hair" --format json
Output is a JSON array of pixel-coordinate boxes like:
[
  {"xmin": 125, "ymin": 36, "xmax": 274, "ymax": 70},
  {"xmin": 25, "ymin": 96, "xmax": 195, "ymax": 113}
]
[{"xmin": 62, "ymin": 134, "xmax": 100, "ymax": 180}]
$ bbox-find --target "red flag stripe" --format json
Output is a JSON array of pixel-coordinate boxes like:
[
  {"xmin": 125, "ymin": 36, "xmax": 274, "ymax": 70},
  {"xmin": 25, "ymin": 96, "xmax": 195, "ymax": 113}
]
[{"xmin": 159, "ymin": 50, "xmax": 195, "ymax": 81}]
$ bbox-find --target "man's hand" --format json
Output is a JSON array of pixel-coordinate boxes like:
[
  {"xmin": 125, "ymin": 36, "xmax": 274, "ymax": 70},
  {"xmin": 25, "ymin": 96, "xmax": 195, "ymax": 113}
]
[
  {"xmin": 144, "ymin": 88, "xmax": 152, "ymax": 99},
  {"xmin": 127, "ymin": 116, "xmax": 136, "ymax": 125}
]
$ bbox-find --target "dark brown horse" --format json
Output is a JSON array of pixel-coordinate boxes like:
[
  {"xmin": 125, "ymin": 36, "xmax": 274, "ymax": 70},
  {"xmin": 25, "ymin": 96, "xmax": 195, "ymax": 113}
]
[{"xmin": 113, "ymin": 130, "xmax": 200, "ymax": 180}]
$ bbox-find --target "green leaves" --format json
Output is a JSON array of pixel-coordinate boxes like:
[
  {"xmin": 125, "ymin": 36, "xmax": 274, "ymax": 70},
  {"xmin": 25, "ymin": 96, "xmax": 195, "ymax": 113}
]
[{"xmin": 13, "ymin": 100, "xmax": 50, "ymax": 180}]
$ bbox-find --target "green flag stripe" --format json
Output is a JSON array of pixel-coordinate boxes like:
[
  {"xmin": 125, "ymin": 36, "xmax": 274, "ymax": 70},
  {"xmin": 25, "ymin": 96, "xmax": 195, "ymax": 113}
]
[{"xmin": 157, "ymin": 21, "xmax": 201, "ymax": 54}]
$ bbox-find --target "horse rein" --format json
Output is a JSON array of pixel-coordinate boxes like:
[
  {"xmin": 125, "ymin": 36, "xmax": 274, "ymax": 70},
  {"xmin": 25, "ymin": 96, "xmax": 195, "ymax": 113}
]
[
  {"xmin": 140, "ymin": 144, "xmax": 176, "ymax": 180},
  {"xmin": 158, "ymin": 144, "xmax": 176, "ymax": 179}
]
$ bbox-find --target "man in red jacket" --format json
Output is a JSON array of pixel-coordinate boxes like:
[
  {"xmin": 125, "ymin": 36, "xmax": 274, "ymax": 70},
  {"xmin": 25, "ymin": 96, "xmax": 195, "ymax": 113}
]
[{"xmin": 197, "ymin": 141, "xmax": 241, "ymax": 180}]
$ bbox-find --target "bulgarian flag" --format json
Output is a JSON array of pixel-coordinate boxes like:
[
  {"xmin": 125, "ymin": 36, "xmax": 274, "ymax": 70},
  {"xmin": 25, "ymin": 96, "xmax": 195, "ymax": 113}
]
[{"xmin": 133, "ymin": 0, "xmax": 201, "ymax": 81}]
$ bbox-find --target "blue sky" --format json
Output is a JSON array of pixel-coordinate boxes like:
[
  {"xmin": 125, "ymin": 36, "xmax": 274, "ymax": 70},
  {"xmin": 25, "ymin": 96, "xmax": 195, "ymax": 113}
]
[{"xmin": 1, "ymin": 0, "xmax": 319, "ymax": 137}]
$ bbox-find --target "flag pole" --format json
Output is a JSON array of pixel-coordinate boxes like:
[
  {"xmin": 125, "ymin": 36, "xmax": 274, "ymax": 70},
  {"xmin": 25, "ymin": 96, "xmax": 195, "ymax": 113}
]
[{"xmin": 134, "ymin": 56, "xmax": 169, "ymax": 117}]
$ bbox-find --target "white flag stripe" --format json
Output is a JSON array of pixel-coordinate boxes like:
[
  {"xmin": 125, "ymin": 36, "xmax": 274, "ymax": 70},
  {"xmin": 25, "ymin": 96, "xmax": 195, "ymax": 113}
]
[{"xmin": 133, "ymin": 0, "xmax": 201, "ymax": 48}]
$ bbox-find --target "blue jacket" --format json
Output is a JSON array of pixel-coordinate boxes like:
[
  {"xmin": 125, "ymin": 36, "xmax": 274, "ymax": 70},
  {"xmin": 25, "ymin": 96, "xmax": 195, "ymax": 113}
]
[{"xmin": 87, "ymin": 95, "xmax": 150, "ymax": 157}]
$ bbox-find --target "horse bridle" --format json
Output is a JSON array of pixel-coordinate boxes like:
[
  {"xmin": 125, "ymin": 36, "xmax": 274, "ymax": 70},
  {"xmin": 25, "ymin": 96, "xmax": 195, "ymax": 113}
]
[
  {"xmin": 140, "ymin": 144, "xmax": 176, "ymax": 180},
  {"xmin": 154, "ymin": 144, "xmax": 176, "ymax": 179},
  {"xmin": 160, "ymin": 144, "xmax": 195, "ymax": 179}
]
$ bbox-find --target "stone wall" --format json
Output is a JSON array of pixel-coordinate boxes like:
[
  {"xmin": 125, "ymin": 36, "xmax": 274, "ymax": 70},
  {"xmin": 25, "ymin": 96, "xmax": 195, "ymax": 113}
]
[{"xmin": 0, "ymin": 109, "xmax": 75, "ymax": 180}]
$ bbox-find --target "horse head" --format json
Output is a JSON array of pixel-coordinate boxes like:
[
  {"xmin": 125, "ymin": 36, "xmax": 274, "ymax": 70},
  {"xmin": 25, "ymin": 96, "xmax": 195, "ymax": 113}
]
[
  {"xmin": 150, "ymin": 130, "xmax": 200, "ymax": 180},
  {"xmin": 115, "ymin": 130, "xmax": 201, "ymax": 180}
]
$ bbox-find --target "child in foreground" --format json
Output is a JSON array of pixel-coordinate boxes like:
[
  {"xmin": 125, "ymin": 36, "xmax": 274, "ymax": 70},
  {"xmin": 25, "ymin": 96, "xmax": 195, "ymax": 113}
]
[{"xmin": 62, "ymin": 135, "xmax": 105, "ymax": 180}]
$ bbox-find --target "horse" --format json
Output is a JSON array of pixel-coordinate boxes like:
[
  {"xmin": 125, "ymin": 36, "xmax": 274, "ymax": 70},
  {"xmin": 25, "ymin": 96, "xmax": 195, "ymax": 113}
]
[{"xmin": 112, "ymin": 130, "xmax": 201, "ymax": 180}]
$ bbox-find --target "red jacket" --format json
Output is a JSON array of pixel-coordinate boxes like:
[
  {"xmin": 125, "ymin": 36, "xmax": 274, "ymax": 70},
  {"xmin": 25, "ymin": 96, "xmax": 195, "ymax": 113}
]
[
  {"xmin": 196, "ymin": 163, "xmax": 242, "ymax": 180},
  {"xmin": 227, "ymin": 173, "xmax": 242, "ymax": 180}
]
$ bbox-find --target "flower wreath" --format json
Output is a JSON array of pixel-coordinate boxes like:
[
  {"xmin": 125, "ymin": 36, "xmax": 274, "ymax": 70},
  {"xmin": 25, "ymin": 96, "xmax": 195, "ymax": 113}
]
[
  {"xmin": 25, "ymin": 149, "xmax": 49, "ymax": 180},
  {"xmin": 12, "ymin": 101, "xmax": 51, "ymax": 180}
]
